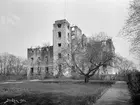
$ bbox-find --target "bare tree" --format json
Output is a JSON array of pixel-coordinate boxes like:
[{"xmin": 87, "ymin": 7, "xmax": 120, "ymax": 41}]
[
  {"xmin": 61, "ymin": 34, "xmax": 114, "ymax": 83},
  {"xmin": 0, "ymin": 56, "xmax": 3, "ymax": 74},
  {"xmin": 93, "ymin": 32, "xmax": 111, "ymax": 41},
  {"xmin": 0, "ymin": 53, "xmax": 27, "ymax": 76},
  {"xmin": 7, "ymin": 54, "xmax": 17, "ymax": 75},
  {"xmin": 2, "ymin": 53, "xmax": 9, "ymax": 75},
  {"xmin": 114, "ymin": 54, "xmax": 136, "ymax": 75},
  {"xmin": 13, "ymin": 57, "xmax": 23, "ymax": 75},
  {"xmin": 122, "ymin": 0, "xmax": 140, "ymax": 61}
]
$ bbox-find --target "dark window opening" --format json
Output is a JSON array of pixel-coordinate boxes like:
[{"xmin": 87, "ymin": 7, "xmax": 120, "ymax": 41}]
[
  {"xmin": 68, "ymin": 33, "xmax": 69, "ymax": 40},
  {"xmin": 37, "ymin": 57, "xmax": 41, "ymax": 65},
  {"xmin": 31, "ymin": 57, "xmax": 34, "ymax": 61},
  {"xmin": 30, "ymin": 67, "xmax": 34, "ymax": 76},
  {"xmin": 58, "ymin": 64, "xmax": 62, "ymax": 71},
  {"xmin": 45, "ymin": 56, "xmax": 48, "ymax": 64},
  {"xmin": 45, "ymin": 67, "xmax": 49, "ymax": 73},
  {"xmin": 67, "ymin": 25, "xmax": 69, "ymax": 29},
  {"xmin": 58, "ymin": 32, "xmax": 61, "ymax": 38},
  {"xmin": 68, "ymin": 33, "xmax": 70, "ymax": 41},
  {"xmin": 58, "ymin": 53, "xmax": 61, "ymax": 58},
  {"xmin": 57, "ymin": 24, "xmax": 61, "ymax": 28},
  {"xmin": 38, "ymin": 57, "xmax": 41, "ymax": 60},
  {"xmin": 68, "ymin": 54, "xmax": 69, "ymax": 59},
  {"xmin": 58, "ymin": 43, "xmax": 61, "ymax": 47},
  {"xmin": 37, "ymin": 67, "xmax": 41, "ymax": 75}
]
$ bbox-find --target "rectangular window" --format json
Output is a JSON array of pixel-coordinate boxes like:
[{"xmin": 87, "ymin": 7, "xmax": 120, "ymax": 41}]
[
  {"xmin": 58, "ymin": 53, "xmax": 61, "ymax": 58},
  {"xmin": 68, "ymin": 54, "xmax": 69, "ymax": 59},
  {"xmin": 58, "ymin": 64, "xmax": 61, "ymax": 71},
  {"xmin": 67, "ymin": 33, "xmax": 69, "ymax": 41},
  {"xmin": 58, "ymin": 32, "xmax": 61, "ymax": 38},
  {"xmin": 45, "ymin": 67, "xmax": 49, "ymax": 73},
  {"xmin": 30, "ymin": 67, "xmax": 34, "ymax": 76},
  {"xmin": 58, "ymin": 43, "xmax": 61, "ymax": 47},
  {"xmin": 67, "ymin": 25, "xmax": 69, "ymax": 29},
  {"xmin": 45, "ymin": 56, "xmax": 48, "ymax": 64},
  {"xmin": 37, "ymin": 67, "xmax": 41, "ymax": 75}
]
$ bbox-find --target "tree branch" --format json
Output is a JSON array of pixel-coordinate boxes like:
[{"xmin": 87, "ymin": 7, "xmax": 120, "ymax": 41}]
[{"xmin": 73, "ymin": 60, "xmax": 86, "ymax": 76}]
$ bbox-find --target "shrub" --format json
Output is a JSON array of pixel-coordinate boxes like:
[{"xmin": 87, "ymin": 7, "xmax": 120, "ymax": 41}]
[
  {"xmin": 0, "ymin": 74, "xmax": 27, "ymax": 81},
  {"xmin": 126, "ymin": 71, "xmax": 140, "ymax": 105},
  {"xmin": 0, "ymin": 93, "xmax": 96, "ymax": 105}
]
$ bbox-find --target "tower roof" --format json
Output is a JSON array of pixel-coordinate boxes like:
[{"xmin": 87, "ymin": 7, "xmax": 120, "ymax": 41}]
[{"xmin": 54, "ymin": 19, "xmax": 70, "ymax": 25}]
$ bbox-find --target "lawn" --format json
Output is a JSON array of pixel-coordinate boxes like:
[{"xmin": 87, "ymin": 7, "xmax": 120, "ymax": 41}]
[{"xmin": 0, "ymin": 81, "xmax": 114, "ymax": 105}]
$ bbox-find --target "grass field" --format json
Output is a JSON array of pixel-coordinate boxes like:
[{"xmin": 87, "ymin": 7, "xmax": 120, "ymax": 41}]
[{"xmin": 0, "ymin": 81, "xmax": 114, "ymax": 105}]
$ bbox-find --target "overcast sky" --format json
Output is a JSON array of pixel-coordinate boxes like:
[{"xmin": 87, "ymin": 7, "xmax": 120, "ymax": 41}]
[{"xmin": 0, "ymin": 0, "xmax": 138, "ymax": 64}]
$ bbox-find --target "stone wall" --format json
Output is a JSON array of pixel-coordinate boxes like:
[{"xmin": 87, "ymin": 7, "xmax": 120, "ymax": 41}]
[{"xmin": 27, "ymin": 46, "xmax": 53, "ymax": 79}]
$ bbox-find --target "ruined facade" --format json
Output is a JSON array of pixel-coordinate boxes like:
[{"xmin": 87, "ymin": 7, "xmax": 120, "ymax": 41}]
[
  {"xmin": 98, "ymin": 38, "xmax": 115, "ymax": 75},
  {"xmin": 53, "ymin": 19, "xmax": 71, "ymax": 76},
  {"xmin": 27, "ymin": 19, "xmax": 115, "ymax": 79},
  {"xmin": 27, "ymin": 46, "xmax": 53, "ymax": 79},
  {"xmin": 27, "ymin": 19, "xmax": 86, "ymax": 79}
]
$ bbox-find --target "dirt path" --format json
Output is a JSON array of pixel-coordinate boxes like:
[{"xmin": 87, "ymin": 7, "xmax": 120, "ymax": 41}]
[{"xmin": 95, "ymin": 81, "xmax": 131, "ymax": 105}]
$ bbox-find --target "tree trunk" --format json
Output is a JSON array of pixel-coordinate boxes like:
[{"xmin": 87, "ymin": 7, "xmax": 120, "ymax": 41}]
[
  {"xmin": 56, "ymin": 69, "xmax": 63, "ymax": 78},
  {"xmin": 84, "ymin": 76, "xmax": 89, "ymax": 83}
]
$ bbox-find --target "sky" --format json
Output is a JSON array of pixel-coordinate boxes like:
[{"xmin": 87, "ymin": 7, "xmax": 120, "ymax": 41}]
[{"xmin": 0, "ymin": 0, "xmax": 138, "ymax": 64}]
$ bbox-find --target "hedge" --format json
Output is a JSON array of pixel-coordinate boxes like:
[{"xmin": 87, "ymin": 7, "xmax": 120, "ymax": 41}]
[{"xmin": 126, "ymin": 71, "xmax": 140, "ymax": 105}]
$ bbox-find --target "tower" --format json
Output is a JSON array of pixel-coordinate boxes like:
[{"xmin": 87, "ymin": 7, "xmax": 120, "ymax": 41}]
[{"xmin": 53, "ymin": 19, "xmax": 71, "ymax": 76}]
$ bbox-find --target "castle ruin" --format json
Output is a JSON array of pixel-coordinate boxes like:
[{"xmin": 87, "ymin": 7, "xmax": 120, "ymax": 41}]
[{"xmin": 27, "ymin": 19, "xmax": 115, "ymax": 79}]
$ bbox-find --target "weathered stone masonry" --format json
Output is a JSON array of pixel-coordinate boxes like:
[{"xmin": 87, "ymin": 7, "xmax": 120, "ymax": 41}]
[{"xmin": 27, "ymin": 19, "xmax": 115, "ymax": 79}]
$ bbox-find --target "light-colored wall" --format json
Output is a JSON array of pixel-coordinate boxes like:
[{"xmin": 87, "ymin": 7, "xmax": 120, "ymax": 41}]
[
  {"xmin": 27, "ymin": 46, "xmax": 53, "ymax": 79},
  {"xmin": 53, "ymin": 19, "xmax": 71, "ymax": 73}
]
